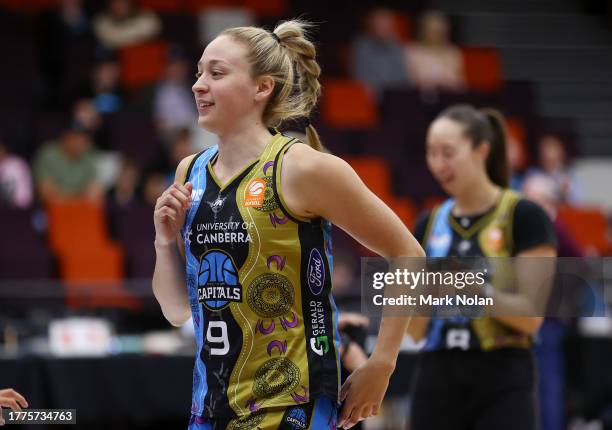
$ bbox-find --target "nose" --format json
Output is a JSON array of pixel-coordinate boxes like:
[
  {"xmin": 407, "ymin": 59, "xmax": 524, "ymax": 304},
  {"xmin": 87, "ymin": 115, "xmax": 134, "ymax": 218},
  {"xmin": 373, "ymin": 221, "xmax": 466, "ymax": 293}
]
[{"xmin": 192, "ymin": 76, "xmax": 209, "ymax": 95}]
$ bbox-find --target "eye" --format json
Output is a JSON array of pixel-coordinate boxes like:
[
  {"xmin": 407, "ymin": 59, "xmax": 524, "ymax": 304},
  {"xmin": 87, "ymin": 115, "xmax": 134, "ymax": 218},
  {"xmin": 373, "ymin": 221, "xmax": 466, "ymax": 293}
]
[
  {"xmin": 211, "ymin": 70, "xmax": 223, "ymax": 77},
  {"xmin": 195, "ymin": 71, "xmax": 202, "ymax": 78}
]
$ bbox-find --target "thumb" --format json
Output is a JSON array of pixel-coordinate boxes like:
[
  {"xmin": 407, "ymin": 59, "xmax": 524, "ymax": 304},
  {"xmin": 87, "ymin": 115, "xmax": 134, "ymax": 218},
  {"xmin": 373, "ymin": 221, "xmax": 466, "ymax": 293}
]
[
  {"xmin": 340, "ymin": 375, "xmax": 352, "ymax": 401},
  {"xmin": 185, "ymin": 182, "xmax": 193, "ymax": 193}
]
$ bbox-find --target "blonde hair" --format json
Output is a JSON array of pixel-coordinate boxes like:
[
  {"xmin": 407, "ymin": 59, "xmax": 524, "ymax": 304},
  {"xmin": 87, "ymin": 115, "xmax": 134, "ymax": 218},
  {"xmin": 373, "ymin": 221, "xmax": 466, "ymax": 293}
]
[{"xmin": 221, "ymin": 19, "xmax": 323, "ymax": 151}]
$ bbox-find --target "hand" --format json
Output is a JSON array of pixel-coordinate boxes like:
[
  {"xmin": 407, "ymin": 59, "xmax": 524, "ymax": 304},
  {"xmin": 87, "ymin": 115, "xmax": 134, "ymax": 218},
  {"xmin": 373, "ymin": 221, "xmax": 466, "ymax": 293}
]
[
  {"xmin": 0, "ymin": 388, "xmax": 28, "ymax": 426},
  {"xmin": 338, "ymin": 358, "xmax": 394, "ymax": 429},
  {"xmin": 154, "ymin": 182, "xmax": 192, "ymax": 247},
  {"xmin": 338, "ymin": 313, "xmax": 369, "ymax": 331}
]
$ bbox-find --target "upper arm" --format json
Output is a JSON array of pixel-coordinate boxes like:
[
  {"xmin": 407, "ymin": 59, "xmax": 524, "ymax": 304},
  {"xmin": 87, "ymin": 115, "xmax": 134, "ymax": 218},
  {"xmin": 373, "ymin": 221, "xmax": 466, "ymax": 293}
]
[
  {"xmin": 513, "ymin": 199, "xmax": 557, "ymax": 256},
  {"xmin": 281, "ymin": 145, "xmax": 424, "ymax": 259},
  {"xmin": 174, "ymin": 154, "xmax": 198, "ymax": 263}
]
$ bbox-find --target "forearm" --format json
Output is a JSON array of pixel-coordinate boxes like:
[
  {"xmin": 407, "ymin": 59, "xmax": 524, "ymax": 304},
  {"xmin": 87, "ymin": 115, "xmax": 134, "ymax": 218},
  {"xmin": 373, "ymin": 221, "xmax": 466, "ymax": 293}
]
[
  {"xmin": 488, "ymin": 289, "xmax": 543, "ymax": 335},
  {"xmin": 370, "ymin": 316, "xmax": 411, "ymax": 372},
  {"xmin": 494, "ymin": 316, "xmax": 543, "ymax": 335},
  {"xmin": 152, "ymin": 240, "xmax": 190, "ymax": 326}
]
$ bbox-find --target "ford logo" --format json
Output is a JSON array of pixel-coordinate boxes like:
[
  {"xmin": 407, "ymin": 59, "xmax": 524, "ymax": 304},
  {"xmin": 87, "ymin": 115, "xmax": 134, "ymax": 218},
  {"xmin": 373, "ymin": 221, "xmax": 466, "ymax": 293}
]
[{"xmin": 307, "ymin": 249, "xmax": 325, "ymax": 295}]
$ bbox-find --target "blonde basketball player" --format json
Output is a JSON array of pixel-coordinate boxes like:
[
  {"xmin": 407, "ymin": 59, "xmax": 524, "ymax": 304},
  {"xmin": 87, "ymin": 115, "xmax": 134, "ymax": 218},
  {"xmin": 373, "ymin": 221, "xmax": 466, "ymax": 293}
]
[{"xmin": 152, "ymin": 19, "xmax": 424, "ymax": 430}]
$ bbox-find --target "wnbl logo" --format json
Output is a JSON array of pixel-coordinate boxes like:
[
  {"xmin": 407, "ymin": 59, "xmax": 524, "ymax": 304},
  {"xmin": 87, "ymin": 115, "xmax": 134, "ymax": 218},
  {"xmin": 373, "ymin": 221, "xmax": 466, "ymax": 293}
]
[{"xmin": 191, "ymin": 189, "xmax": 204, "ymax": 202}]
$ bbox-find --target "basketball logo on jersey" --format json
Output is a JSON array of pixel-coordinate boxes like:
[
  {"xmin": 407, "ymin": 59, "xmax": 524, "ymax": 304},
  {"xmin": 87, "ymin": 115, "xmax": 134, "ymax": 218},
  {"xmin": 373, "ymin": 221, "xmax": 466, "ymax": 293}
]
[
  {"xmin": 197, "ymin": 250, "xmax": 242, "ymax": 310},
  {"xmin": 244, "ymin": 178, "xmax": 266, "ymax": 208},
  {"xmin": 485, "ymin": 227, "xmax": 504, "ymax": 252}
]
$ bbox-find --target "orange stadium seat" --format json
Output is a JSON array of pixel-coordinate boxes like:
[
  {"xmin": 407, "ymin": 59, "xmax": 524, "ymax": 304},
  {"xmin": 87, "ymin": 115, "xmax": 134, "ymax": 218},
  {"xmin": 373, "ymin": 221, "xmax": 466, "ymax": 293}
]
[
  {"xmin": 557, "ymin": 206, "xmax": 612, "ymax": 255},
  {"xmin": 388, "ymin": 197, "xmax": 418, "ymax": 229},
  {"xmin": 506, "ymin": 117, "xmax": 530, "ymax": 170},
  {"xmin": 344, "ymin": 156, "xmax": 393, "ymax": 202},
  {"xmin": 321, "ymin": 80, "xmax": 379, "ymax": 128},
  {"xmin": 46, "ymin": 200, "xmax": 139, "ymax": 308},
  {"xmin": 394, "ymin": 12, "xmax": 413, "ymax": 42},
  {"xmin": 462, "ymin": 47, "xmax": 503, "ymax": 92},
  {"xmin": 120, "ymin": 40, "xmax": 168, "ymax": 90}
]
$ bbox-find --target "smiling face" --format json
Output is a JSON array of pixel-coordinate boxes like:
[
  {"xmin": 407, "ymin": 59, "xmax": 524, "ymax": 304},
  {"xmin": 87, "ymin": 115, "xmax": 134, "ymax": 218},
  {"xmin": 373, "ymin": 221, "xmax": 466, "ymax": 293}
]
[
  {"xmin": 192, "ymin": 35, "xmax": 269, "ymax": 136},
  {"xmin": 426, "ymin": 117, "xmax": 488, "ymax": 196}
]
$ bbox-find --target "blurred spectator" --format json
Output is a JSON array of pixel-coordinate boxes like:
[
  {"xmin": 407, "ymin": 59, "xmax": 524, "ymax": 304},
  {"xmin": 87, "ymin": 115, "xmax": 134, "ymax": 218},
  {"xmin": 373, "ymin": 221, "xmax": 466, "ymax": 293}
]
[
  {"xmin": 79, "ymin": 49, "xmax": 125, "ymax": 114},
  {"xmin": 153, "ymin": 46, "xmax": 198, "ymax": 138},
  {"xmin": 142, "ymin": 172, "xmax": 166, "ymax": 206},
  {"xmin": 33, "ymin": 126, "xmax": 102, "ymax": 203},
  {"xmin": 37, "ymin": 0, "xmax": 92, "ymax": 109},
  {"xmin": 72, "ymin": 98, "xmax": 109, "ymax": 149},
  {"xmin": 526, "ymin": 134, "xmax": 580, "ymax": 203},
  {"xmin": 0, "ymin": 139, "xmax": 33, "ymax": 209},
  {"xmin": 351, "ymin": 8, "xmax": 410, "ymax": 99},
  {"xmin": 405, "ymin": 10, "xmax": 465, "ymax": 92},
  {"xmin": 107, "ymin": 156, "xmax": 141, "ymax": 208},
  {"xmin": 93, "ymin": 0, "xmax": 161, "ymax": 49},
  {"xmin": 523, "ymin": 172, "xmax": 584, "ymax": 430}
]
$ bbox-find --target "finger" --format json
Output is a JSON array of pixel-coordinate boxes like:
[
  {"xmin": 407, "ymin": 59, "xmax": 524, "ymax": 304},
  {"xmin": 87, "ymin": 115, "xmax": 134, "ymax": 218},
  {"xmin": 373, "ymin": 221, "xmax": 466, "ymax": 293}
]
[
  {"xmin": 173, "ymin": 182, "xmax": 192, "ymax": 198},
  {"xmin": 184, "ymin": 182, "xmax": 193, "ymax": 193},
  {"xmin": 1, "ymin": 399, "xmax": 20, "ymax": 412},
  {"xmin": 371, "ymin": 404, "xmax": 380, "ymax": 416},
  {"xmin": 345, "ymin": 406, "xmax": 367, "ymax": 429},
  {"xmin": 338, "ymin": 405, "xmax": 353, "ymax": 430},
  {"xmin": 340, "ymin": 377, "xmax": 351, "ymax": 401},
  {"xmin": 11, "ymin": 391, "xmax": 27, "ymax": 408},
  {"xmin": 167, "ymin": 188, "xmax": 191, "ymax": 209},
  {"xmin": 159, "ymin": 207, "xmax": 178, "ymax": 222},
  {"xmin": 158, "ymin": 195, "xmax": 185, "ymax": 216}
]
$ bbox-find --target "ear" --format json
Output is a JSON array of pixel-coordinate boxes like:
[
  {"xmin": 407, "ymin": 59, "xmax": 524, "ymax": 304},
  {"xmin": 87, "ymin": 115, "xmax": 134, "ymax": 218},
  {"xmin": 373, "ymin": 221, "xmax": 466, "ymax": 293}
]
[
  {"xmin": 254, "ymin": 75, "xmax": 275, "ymax": 102},
  {"xmin": 475, "ymin": 140, "xmax": 491, "ymax": 162}
]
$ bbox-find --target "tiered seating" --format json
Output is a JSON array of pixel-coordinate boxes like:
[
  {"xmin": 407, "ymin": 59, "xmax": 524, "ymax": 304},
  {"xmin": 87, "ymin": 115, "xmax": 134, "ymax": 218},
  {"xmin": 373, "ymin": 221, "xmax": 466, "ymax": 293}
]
[
  {"xmin": 46, "ymin": 200, "xmax": 140, "ymax": 309},
  {"xmin": 557, "ymin": 206, "xmax": 612, "ymax": 255}
]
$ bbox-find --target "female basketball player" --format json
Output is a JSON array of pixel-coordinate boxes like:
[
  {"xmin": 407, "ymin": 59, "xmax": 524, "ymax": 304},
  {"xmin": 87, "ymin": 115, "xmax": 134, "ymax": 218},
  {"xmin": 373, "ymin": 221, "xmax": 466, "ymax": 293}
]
[
  {"xmin": 407, "ymin": 105, "xmax": 557, "ymax": 430},
  {"xmin": 152, "ymin": 20, "xmax": 425, "ymax": 430}
]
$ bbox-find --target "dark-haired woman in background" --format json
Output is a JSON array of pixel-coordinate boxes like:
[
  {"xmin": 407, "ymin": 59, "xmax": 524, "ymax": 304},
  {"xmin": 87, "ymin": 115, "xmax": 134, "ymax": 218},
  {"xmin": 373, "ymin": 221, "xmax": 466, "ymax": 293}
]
[{"xmin": 407, "ymin": 105, "xmax": 557, "ymax": 430}]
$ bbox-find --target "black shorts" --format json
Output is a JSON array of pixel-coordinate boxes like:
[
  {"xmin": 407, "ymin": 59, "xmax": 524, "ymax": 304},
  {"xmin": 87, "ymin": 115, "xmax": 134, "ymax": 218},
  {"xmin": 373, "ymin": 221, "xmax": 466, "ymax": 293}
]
[{"xmin": 410, "ymin": 348, "xmax": 539, "ymax": 430}]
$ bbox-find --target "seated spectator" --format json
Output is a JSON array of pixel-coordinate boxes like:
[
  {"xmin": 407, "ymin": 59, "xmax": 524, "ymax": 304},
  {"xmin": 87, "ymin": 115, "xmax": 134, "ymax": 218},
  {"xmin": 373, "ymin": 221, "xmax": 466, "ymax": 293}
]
[
  {"xmin": 72, "ymin": 98, "xmax": 109, "ymax": 149},
  {"xmin": 154, "ymin": 46, "xmax": 198, "ymax": 138},
  {"xmin": 405, "ymin": 10, "xmax": 465, "ymax": 92},
  {"xmin": 107, "ymin": 155, "xmax": 141, "ymax": 208},
  {"xmin": 93, "ymin": 0, "xmax": 161, "ymax": 49},
  {"xmin": 526, "ymin": 134, "xmax": 580, "ymax": 203},
  {"xmin": 0, "ymin": 139, "xmax": 33, "ymax": 209},
  {"xmin": 351, "ymin": 7, "xmax": 410, "ymax": 99},
  {"xmin": 78, "ymin": 49, "xmax": 125, "ymax": 114},
  {"xmin": 33, "ymin": 125, "xmax": 102, "ymax": 203}
]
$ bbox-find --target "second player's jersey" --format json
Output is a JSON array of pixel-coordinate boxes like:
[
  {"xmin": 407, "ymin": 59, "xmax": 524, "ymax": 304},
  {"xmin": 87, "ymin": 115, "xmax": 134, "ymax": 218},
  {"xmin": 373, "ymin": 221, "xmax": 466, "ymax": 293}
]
[
  {"xmin": 422, "ymin": 189, "xmax": 532, "ymax": 351},
  {"xmin": 181, "ymin": 131, "xmax": 341, "ymax": 421}
]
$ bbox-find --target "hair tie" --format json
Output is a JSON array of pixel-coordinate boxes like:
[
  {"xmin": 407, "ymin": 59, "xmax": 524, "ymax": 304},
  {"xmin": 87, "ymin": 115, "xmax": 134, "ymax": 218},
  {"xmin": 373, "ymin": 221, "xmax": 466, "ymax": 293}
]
[
  {"xmin": 304, "ymin": 118, "xmax": 311, "ymax": 128},
  {"xmin": 270, "ymin": 32, "xmax": 281, "ymax": 43}
]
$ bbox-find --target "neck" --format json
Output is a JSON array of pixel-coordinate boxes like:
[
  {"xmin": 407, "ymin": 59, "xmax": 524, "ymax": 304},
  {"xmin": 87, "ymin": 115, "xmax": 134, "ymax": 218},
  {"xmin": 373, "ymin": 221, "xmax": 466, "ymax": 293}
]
[
  {"xmin": 215, "ymin": 120, "xmax": 272, "ymax": 173},
  {"xmin": 453, "ymin": 178, "xmax": 501, "ymax": 216}
]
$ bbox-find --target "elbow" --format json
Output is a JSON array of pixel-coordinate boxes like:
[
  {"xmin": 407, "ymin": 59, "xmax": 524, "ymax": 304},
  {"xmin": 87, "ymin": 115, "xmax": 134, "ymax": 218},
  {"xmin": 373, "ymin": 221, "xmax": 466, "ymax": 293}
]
[{"xmin": 161, "ymin": 307, "xmax": 191, "ymax": 327}]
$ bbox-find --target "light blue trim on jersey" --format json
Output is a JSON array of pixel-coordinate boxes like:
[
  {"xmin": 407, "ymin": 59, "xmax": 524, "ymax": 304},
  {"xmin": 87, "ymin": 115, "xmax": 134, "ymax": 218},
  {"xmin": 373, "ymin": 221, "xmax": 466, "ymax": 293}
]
[
  {"xmin": 182, "ymin": 145, "xmax": 218, "ymax": 416},
  {"xmin": 310, "ymin": 396, "xmax": 337, "ymax": 429},
  {"xmin": 423, "ymin": 198, "xmax": 469, "ymax": 351}
]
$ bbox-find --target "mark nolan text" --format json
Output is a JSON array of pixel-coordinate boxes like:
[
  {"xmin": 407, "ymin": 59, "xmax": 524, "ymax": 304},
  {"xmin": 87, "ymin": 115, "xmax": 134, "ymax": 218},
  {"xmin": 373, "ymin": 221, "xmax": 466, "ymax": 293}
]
[{"xmin": 373, "ymin": 294, "xmax": 494, "ymax": 307}]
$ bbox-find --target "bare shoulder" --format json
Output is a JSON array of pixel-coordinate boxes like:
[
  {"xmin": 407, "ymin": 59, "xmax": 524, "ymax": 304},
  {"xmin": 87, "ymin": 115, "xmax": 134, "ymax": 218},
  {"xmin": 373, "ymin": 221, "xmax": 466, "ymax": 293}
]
[
  {"xmin": 282, "ymin": 142, "xmax": 351, "ymax": 182},
  {"xmin": 281, "ymin": 143, "xmax": 359, "ymax": 219},
  {"xmin": 174, "ymin": 153, "xmax": 200, "ymax": 183}
]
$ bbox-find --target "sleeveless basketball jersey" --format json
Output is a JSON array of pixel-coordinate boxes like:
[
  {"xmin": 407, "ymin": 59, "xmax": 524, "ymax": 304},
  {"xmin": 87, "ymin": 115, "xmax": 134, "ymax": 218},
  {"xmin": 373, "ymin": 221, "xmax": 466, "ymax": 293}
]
[
  {"xmin": 181, "ymin": 131, "xmax": 341, "ymax": 421},
  {"xmin": 422, "ymin": 189, "xmax": 532, "ymax": 351}
]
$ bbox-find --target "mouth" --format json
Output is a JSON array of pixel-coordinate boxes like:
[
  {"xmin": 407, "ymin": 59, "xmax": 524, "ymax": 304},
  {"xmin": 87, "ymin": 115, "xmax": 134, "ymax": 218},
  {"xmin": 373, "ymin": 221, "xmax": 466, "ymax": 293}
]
[{"xmin": 196, "ymin": 100, "xmax": 215, "ymax": 113}]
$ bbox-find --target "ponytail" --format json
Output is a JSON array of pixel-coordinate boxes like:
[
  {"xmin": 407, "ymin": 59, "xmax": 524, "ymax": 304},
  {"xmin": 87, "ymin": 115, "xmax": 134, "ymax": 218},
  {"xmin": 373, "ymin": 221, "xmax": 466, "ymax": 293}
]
[
  {"xmin": 222, "ymin": 19, "xmax": 324, "ymax": 151},
  {"xmin": 480, "ymin": 108, "xmax": 509, "ymax": 188},
  {"xmin": 436, "ymin": 104, "xmax": 509, "ymax": 187}
]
